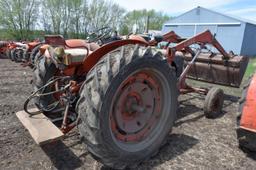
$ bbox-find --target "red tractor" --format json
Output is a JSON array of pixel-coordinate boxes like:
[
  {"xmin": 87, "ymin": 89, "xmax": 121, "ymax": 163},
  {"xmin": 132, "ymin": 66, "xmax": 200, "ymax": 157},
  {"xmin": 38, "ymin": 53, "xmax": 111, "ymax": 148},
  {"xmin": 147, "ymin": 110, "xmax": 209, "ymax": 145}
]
[
  {"xmin": 237, "ymin": 73, "xmax": 256, "ymax": 151},
  {"xmin": 6, "ymin": 41, "xmax": 29, "ymax": 62},
  {"xmin": 16, "ymin": 28, "xmax": 248, "ymax": 169},
  {"xmin": 0, "ymin": 41, "xmax": 9, "ymax": 58},
  {"xmin": 21, "ymin": 36, "xmax": 89, "ymax": 68},
  {"xmin": 22, "ymin": 40, "xmax": 42, "ymax": 64}
]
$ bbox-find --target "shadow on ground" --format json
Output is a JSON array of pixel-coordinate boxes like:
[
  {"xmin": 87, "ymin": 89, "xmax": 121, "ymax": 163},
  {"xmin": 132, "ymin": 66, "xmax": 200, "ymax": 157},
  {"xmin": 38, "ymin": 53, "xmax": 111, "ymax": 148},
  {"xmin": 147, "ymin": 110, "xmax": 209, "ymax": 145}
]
[
  {"xmin": 40, "ymin": 93, "xmax": 239, "ymax": 170},
  {"xmin": 0, "ymin": 54, "xmax": 7, "ymax": 59},
  {"xmin": 42, "ymin": 141, "xmax": 83, "ymax": 170},
  {"xmin": 247, "ymin": 152, "xmax": 256, "ymax": 161},
  {"xmin": 140, "ymin": 133, "xmax": 199, "ymax": 169}
]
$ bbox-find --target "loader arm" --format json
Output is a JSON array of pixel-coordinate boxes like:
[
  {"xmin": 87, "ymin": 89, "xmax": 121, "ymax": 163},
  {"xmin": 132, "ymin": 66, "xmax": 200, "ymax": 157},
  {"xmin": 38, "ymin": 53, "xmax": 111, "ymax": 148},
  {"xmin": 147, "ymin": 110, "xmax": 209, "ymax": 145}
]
[
  {"xmin": 166, "ymin": 30, "xmax": 248, "ymax": 91},
  {"xmin": 168, "ymin": 30, "xmax": 230, "ymax": 63},
  {"xmin": 149, "ymin": 31, "xmax": 185, "ymax": 46}
]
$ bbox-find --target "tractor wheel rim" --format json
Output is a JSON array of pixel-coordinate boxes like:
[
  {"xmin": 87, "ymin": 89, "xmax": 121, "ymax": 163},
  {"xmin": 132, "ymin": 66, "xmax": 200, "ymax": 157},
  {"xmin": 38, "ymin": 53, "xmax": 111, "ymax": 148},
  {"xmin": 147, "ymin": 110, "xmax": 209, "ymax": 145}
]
[{"xmin": 109, "ymin": 68, "xmax": 171, "ymax": 152}]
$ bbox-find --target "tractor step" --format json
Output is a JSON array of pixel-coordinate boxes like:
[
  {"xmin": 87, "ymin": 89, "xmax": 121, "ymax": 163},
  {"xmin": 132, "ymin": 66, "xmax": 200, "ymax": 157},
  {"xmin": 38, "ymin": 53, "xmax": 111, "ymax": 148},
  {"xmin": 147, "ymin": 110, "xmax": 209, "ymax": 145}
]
[{"xmin": 16, "ymin": 108, "xmax": 64, "ymax": 145}]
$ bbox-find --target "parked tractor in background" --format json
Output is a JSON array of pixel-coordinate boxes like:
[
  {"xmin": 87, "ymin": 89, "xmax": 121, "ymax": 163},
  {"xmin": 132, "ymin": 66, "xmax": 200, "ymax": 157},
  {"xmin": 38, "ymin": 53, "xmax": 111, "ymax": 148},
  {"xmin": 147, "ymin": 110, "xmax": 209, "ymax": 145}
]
[
  {"xmin": 0, "ymin": 41, "xmax": 9, "ymax": 58},
  {"xmin": 22, "ymin": 40, "xmax": 42, "ymax": 64},
  {"xmin": 237, "ymin": 73, "xmax": 256, "ymax": 151},
  {"xmin": 6, "ymin": 42, "xmax": 28, "ymax": 62},
  {"xmin": 20, "ymin": 27, "xmax": 115, "ymax": 68},
  {"xmin": 16, "ymin": 27, "xmax": 249, "ymax": 169}
]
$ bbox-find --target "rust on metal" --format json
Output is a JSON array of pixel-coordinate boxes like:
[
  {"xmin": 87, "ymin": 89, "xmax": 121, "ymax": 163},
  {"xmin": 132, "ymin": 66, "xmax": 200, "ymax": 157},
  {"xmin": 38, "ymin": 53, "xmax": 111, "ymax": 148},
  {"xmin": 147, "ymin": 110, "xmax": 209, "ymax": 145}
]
[
  {"xmin": 110, "ymin": 71, "xmax": 162, "ymax": 143},
  {"xmin": 183, "ymin": 53, "xmax": 249, "ymax": 87},
  {"xmin": 240, "ymin": 74, "xmax": 256, "ymax": 132},
  {"xmin": 79, "ymin": 39, "xmax": 148, "ymax": 73}
]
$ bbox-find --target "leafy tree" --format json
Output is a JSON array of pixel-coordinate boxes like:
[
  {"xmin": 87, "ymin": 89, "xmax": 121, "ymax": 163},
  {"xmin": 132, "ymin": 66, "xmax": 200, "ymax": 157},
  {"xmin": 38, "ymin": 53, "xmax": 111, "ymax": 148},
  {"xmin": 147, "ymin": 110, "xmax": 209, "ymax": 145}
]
[
  {"xmin": 86, "ymin": 0, "xmax": 125, "ymax": 32},
  {"xmin": 0, "ymin": 0, "xmax": 171, "ymax": 40},
  {"xmin": 69, "ymin": 0, "xmax": 87, "ymax": 38},
  {"xmin": 0, "ymin": 0, "xmax": 39, "ymax": 40},
  {"xmin": 120, "ymin": 9, "xmax": 170, "ymax": 34},
  {"xmin": 42, "ymin": 0, "xmax": 70, "ymax": 35}
]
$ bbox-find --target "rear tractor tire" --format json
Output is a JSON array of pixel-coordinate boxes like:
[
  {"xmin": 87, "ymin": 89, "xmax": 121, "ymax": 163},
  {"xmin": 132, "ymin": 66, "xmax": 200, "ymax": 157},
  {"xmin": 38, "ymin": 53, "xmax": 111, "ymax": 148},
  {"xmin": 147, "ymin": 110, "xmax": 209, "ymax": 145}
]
[
  {"xmin": 76, "ymin": 44, "xmax": 178, "ymax": 169},
  {"xmin": 204, "ymin": 87, "xmax": 224, "ymax": 118},
  {"xmin": 30, "ymin": 44, "xmax": 42, "ymax": 65},
  {"xmin": 11, "ymin": 48, "xmax": 23, "ymax": 62}
]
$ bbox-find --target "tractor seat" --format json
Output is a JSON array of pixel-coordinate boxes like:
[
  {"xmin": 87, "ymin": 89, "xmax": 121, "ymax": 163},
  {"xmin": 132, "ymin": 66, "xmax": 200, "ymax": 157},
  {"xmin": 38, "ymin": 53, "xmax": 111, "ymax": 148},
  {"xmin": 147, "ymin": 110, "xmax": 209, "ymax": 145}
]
[
  {"xmin": 63, "ymin": 43, "xmax": 100, "ymax": 64},
  {"xmin": 64, "ymin": 48, "xmax": 91, "ymax": 64}
]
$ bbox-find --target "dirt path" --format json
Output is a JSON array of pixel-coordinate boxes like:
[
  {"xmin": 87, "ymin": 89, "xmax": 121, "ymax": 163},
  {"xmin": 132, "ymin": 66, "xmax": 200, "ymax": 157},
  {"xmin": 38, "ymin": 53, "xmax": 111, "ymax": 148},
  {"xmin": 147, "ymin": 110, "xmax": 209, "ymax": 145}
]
[{"xmin": 0, "ymin": 59, "xmax": 256, "ymax": 170}]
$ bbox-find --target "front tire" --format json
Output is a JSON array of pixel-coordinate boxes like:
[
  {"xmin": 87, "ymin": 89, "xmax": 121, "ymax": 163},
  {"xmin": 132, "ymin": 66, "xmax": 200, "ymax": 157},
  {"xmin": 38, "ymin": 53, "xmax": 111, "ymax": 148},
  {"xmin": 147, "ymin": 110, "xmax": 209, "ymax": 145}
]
[
  {"xmin": 204, "ymin": 87, "xmax": 224, "ymax": 118},
  {"xmin": 11, "ymin": 48, "xmax": 23, "ymax": 62},
  {"xmin": 77, "ymin": 45, "xmax": 178, "ymax": 169},
  {"xmin": 33, "ymin": 56, "xmax": 58, "ymax": 111},
  {"xmin": 30, "ymin": 44, "xmax": 42, "ymax": 65}
]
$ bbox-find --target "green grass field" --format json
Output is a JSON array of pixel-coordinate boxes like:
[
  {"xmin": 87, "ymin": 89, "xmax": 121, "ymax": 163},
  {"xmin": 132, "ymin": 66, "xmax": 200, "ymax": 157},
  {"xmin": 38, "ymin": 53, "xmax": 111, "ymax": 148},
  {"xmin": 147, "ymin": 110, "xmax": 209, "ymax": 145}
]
[{"xmin": 244, "ymin": 58, "xmax": 256, "ymax": 78}]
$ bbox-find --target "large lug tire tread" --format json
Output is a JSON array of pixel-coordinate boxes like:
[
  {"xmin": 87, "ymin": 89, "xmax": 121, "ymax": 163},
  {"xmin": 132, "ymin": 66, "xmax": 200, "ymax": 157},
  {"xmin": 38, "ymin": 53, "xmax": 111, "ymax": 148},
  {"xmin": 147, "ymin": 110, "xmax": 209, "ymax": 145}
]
[
  {"xmin": 204, "ymin": 87, "xmax": 224, "ymax": 119},
  {"xmin": 11, "ymin": 48, "xmax": 23, "ymax": 62},
  {"xmin": 6, "ymin": 50, "xmax": 12, "ymax": 60},
  {"xmin": 33, "ymin": 56, "xmax": 57, "ymax": 111},
  {"xmin": 17, "ymin": 49, "xmax": 24, "ymax": 62},
  {"xmin": 77, "ymin": 44, "xmax": 178, "ymax": 169},
  {"xmin": 30, "ymin": 44, "xmax": 42, "ymax": 64},
  {"xmin": 22, "ymin": 49, "xmax": 29, "ymax": 62},
  {"xmin": 237, "ymin": 76, "xmax": 256, "ymax": 152},
  {"xmin": 10, "ymin": 49, "xmax": 18, "ymax": 62}
]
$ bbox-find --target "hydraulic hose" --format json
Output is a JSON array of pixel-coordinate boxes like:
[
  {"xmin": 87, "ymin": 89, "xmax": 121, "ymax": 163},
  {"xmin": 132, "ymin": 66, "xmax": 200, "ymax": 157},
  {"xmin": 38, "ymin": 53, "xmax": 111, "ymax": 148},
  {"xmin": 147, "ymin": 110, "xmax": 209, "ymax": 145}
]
[{"xmin": 24, "ymin": 76, "xmax": 71, "ymax": 115}]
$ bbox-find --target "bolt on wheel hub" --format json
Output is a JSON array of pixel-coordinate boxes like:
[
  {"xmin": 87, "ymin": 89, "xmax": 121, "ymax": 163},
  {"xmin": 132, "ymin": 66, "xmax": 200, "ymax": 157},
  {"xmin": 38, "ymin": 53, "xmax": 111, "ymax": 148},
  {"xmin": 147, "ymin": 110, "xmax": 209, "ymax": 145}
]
[{"xmin": 110, "ymin": 71, "xmax": 163, "ymax": 143}]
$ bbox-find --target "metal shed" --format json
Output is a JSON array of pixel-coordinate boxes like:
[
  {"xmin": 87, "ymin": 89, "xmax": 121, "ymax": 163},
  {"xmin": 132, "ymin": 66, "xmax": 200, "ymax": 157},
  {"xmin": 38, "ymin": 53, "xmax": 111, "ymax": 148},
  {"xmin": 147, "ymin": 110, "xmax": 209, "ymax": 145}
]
[{"xmin": 162, "ymin": 6, "xmax": 256, "ymax": 56}]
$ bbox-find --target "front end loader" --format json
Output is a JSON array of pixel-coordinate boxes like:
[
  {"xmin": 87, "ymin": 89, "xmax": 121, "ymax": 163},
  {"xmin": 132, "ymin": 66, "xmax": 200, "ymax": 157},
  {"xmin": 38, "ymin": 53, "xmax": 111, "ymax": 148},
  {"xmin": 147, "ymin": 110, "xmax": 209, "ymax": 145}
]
[{"xmin": 16, "ymin": 28, "xmax": 249, "ymax": 169}]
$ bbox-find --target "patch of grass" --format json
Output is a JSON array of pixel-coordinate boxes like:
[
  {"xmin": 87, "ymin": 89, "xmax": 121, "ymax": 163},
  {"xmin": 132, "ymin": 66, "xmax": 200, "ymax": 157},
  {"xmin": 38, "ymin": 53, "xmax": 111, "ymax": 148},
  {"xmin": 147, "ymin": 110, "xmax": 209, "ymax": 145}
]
[
  {"xmin": 244, "ymin": 58, "xmax": 256, "ymax": 78},
  {"xmin": 187, "ymin": 58, "xmax": 256, "ymax": 97}
]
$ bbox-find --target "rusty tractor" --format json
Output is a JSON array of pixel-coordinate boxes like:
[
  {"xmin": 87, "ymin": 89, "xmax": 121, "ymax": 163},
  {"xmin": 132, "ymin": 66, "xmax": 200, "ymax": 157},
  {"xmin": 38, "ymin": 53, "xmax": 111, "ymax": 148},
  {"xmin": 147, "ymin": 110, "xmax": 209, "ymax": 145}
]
[
  {"xmin": 10, "ymin": 42, "xmax": 28, "ymax": 62},
  {"xmin": 24, "ymin": 32, "xmax": 106, "ymax": 68},
  {"xmin": 237, "ymin": 73, "xmax": 256, "ymax": 152},
  {"xmin": 0, "ymin": 41, "xmax": 9, "ymax": 58},
  {"xmin": 16, "ymin": 27, "xmax": 248, "ymax": 169}
]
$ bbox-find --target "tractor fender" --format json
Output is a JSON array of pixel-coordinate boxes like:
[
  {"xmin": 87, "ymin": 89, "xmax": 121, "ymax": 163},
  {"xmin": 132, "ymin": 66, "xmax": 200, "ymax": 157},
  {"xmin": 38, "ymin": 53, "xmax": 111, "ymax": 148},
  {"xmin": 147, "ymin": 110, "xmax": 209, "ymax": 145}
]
[
  {"xmin": 79, "ymin": 38, "xmax": 149, "ymax": 73},
  {"xmin": 39, "ymin": 44, "xmax": 50, "ymax": 55},
  {"xmin": 28, "ymin": 42, "xmax": 42, "ymax": 51},
  {"xmin": 240, "ymin": 73, "xmax": 256, "ymax": 133}
]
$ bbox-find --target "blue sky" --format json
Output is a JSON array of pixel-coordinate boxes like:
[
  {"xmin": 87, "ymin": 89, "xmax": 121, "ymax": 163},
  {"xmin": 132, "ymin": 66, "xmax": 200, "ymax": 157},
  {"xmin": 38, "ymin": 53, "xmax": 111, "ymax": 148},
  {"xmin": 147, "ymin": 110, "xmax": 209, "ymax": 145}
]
[{"xmin": 112, "ymin": 0, "xmax": 256, "ymax": 21}]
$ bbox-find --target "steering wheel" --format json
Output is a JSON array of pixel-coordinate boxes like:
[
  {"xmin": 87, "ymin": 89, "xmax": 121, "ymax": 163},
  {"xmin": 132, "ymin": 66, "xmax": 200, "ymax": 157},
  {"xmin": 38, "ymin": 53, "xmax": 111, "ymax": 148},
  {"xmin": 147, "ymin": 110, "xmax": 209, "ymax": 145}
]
[{"xmin": 88, "ymin": 27, "xmax": 112, "ymax": 43}]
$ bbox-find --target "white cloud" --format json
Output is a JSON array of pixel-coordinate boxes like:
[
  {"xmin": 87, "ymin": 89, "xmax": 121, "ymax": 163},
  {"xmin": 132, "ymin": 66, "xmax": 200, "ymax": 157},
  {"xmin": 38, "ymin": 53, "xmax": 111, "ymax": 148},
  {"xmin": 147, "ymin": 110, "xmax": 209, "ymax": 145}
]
[
  {"xmin": 225, "ymin": 6, "xmax": 256, "ymax": 21},
  {"xmin": 112, "ymin": 0, "xmax": 239, "ymax": 15},
  {"xmin": 112, "ymin": 0, "xmax": 256, "ymax": 22},
  {"xmin": 226, "ymin": 7, "xmax": 256, "ymax": 15}
]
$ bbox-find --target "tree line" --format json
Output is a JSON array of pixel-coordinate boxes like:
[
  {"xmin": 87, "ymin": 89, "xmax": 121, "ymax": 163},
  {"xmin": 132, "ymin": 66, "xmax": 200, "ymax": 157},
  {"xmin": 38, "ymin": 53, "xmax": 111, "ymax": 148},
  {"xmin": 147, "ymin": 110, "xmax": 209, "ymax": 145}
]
[{"xmin": 0, "ymin": 0, "xmax": 170, "ymax": 40}]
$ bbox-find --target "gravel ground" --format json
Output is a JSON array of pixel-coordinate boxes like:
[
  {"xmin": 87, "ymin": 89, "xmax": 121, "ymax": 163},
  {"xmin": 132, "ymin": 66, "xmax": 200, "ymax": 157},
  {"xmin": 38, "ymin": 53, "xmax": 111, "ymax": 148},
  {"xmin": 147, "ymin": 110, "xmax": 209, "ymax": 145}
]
[{"xmin": 0, "ymin": 59, "xmax": 256, "ymax": 170}]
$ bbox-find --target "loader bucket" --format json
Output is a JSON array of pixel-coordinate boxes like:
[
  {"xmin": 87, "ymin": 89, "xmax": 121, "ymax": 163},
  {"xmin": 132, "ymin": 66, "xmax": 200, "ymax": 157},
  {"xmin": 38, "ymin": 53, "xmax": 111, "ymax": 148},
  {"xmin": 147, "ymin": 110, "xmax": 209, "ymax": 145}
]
[{"xmin": 183, "ymin": 53, "xmax": 249, "ymax": 87}]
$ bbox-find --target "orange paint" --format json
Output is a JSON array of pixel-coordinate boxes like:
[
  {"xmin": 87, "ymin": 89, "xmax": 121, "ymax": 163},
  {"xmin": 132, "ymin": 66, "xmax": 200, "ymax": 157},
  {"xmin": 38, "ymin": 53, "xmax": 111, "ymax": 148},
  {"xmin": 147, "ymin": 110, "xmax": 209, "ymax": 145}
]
[
  {"xmin": 78, "ymin": 39, "xmax": 148, "ymax": 74},
  {"xmin": 240, "ymin": 74, "xmax": 256, "ymax": 132},
  {"xmin": 28, "ymin": 41, "xmax": 40, "ymax": 51}
]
